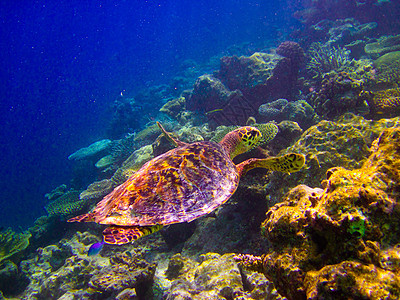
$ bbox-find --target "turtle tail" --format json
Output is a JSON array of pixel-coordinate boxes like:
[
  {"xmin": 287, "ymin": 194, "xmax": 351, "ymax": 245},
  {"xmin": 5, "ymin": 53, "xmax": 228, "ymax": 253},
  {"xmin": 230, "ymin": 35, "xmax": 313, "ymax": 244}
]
[
  {"xmin": 237, "ymin": 153, "xmax": 305, "ymax": 176},
  {"xmin": 103, "ymin": 225, "xmax": 163, "ymax": 245},
  {"xmin": 67, "ymin": 213, "xmax": 95, "ymax": 223}
]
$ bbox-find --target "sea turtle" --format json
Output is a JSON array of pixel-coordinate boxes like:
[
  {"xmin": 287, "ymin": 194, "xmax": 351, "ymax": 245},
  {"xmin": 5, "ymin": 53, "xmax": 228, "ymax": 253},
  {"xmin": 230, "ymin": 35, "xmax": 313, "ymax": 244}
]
[{"xmin": 68, "ymin": 122, "xmax": 305, "ymax": 245}]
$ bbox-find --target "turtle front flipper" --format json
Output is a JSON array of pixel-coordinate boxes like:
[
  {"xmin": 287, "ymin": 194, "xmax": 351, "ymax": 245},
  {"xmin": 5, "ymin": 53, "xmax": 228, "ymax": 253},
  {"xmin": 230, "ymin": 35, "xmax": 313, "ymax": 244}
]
[
  {"xmin": 237, "ymin": 153, "xmax": 306, "ymax": 176},
  {"xmin": 103, "ymin": 225, "xmax": 163, "ymax": 245}
]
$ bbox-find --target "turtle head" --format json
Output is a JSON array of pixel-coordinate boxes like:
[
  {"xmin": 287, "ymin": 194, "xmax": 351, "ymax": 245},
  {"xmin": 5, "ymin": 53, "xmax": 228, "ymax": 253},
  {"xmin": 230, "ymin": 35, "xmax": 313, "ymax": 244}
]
[{"xmin": 219, "ymin": 126, "xmax": 262, "ymax": 159}]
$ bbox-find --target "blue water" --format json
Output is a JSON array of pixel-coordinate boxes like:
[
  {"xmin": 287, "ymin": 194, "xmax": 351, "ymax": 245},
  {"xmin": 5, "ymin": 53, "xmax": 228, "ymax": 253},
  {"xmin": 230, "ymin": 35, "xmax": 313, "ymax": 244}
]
[{"xmin": 0, "ymin": 1, "xmax": 290, "ymax": 229}]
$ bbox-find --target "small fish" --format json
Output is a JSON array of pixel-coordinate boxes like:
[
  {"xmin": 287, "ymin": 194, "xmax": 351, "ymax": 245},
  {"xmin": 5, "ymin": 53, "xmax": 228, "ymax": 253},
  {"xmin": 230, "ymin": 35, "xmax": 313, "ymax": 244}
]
[
  {"xmin": 205, "ymin": 108, "xmax": 223, "ymax": 115},
  {"xmin": 88, "ymin": 241, "xmax": 105, "ymax": 256}
]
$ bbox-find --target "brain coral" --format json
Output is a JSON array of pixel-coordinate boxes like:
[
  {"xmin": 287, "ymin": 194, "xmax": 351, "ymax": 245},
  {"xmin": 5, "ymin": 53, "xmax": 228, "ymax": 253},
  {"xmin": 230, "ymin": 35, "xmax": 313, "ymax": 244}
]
[{"xmin": 374, "ymin": 50, "xmax": 400, "ymax": 88}]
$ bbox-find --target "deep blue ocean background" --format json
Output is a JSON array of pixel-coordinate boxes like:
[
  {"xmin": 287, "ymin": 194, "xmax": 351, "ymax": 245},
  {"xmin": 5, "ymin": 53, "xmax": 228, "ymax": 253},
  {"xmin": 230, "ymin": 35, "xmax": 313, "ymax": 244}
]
[{"xmin": 0, "ymin": 1, "xmax": 295, "ymax": 229}]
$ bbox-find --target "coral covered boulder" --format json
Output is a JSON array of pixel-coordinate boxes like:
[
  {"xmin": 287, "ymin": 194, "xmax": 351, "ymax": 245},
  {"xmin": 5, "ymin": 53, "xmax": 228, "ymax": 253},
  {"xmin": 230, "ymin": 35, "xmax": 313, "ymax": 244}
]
[{"xmin": 238, "ymin": 126, "xmax": 400, "ymax": 299}]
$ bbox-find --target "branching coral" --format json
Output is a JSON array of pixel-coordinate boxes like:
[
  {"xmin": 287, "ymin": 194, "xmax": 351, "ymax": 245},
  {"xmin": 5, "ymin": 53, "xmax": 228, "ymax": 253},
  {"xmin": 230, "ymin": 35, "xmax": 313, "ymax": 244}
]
[{"xmin": 306, "ymin": 42, "xmax": 353, "ymax": 79}]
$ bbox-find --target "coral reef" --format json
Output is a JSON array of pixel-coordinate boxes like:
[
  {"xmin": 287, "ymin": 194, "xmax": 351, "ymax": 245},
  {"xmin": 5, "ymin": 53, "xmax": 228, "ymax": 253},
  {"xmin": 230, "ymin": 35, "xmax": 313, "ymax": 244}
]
[
  {"xmin": 45, "ymin": 190, "xmax": 89, "ymax": 220},
  {"xmin": 0, "ymin": 228, "xmax": 31, "ymax": 264},
  {"xmin": 44, "ymin": 184, "xmax": 67, "ymax": 202},
  {"xmin": 68, "ymin": 139, "xmax": 112, "ymax": 161},
  {"xmin": 107, "ymin": 97, "xmax": 142, "ymax": 139},
  {"xmin": 276, "ymin": 41, "xmax": 305, "ymax": 69},
  {"xmin": 258, "ymin": 99, "xmax": 288, "ymax": 121},
  {"xmin": 80, "ymin": 179, "xmax": 115, "ymax": 201},
  {"xmin": 237, "ymin": 125, "xmax": 400, "ymax": 299},
  {"xmin": 19, "ymin": 231, "xmax": 156, "ymax": 299},
  {"xmin": 308, "ymin": 18, "xmax": 377, "ymax": 46},
  {"xmin": 307, "ymin": 71, "xmax": 369, "ymax": 119},
  {"xmin": 159, "ymin": 96, "xmax": 186, "ymax": 120},
  {"xmin": 368, "ymin": 88, "xmax": 400, "ymax": 116},
  {"xmin": 258, "ymin": 99, "xmax": 316, "ymax": 129},
  {"xmin": 306, "ymin": 43, "xmax": 353, "ymax": 80},
  {"xmin": 374, "ymin": 50, "xmax": 400, "ymax": 88},
  {"xmin": 161, "ymin": 253, "xmax": 282, "ymax": 299},
  {"xmin": 365, "ymin": 34, "xmax": 400, "ymax": 57},
  {"xmin": 266, "ymin": 113, "xmax": 400, "ymax": 205}
]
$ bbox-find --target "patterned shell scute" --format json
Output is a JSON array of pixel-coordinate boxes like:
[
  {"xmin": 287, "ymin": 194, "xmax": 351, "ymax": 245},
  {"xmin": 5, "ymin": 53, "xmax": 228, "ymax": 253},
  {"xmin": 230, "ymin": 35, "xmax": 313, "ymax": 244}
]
[{"xmin": 93, "ymin": 141, "xmax": 239, "ymax": 226}]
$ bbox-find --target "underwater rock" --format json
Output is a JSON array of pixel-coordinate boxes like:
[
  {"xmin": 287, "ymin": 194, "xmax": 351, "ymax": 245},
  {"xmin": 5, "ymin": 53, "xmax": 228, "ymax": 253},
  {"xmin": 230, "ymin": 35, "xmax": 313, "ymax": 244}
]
[
  {"xmin": 0, "ymin": 260, "xmax": 29, "ymax": 297},
  {"xmin": 160, "ymin": 96, "xmax": 186, "ymax": 120},
  {"xmin": 238, "ymin": 126, "xmax": 400, "ymax": 299},
  {"xmin": 187, "ymin": 74, "xmax": 242, "ymax": 113},
  {"xmin": 258, "ymin": 99, "xmax": 316, "ymax": 129},
  {"xmin": 187, "ymin": 51, "xmax": 299, "ymax": 128},
  {"xmin": 216, "ymin": 52, "xmax": 298, "ymax": 107},
  {"xmin": 68, "ymin": 139, "xmax": 112, "ymax": 161},
  {"xmin": 304, "ymin": 260, "xmax": 400, "ymax": 299},
  {"xmin": 89, "ymin": 252, "xmax": 156, "ymax": 297},
  {"xmin": 268, "ymin": 121, "xmax": 304, "ymax": 154},
  {"xmin": 165, "ymin": 253, "xmax": 244, "ymax": 299}
]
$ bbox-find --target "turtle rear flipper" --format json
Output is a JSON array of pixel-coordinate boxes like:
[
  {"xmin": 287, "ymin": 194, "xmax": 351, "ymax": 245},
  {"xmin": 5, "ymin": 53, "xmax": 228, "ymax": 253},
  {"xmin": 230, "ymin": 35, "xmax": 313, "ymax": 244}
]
[
  {"xmin": 103, "ymin": 225, "xmax": 163, "ymax": 245},
  {"xmin": 67, "ymin": 213, "xmax": 95, "ymax": 223}
]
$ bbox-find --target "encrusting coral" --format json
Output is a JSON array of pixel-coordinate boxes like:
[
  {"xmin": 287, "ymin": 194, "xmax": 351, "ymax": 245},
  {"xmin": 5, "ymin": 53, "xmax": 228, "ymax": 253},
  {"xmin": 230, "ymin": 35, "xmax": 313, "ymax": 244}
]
[
  {"xmin": 19, "ymin": 231, "xmax": 156, "ymax": 299},
  {"xmin": 236, "ymin": 125, "xmax": 400, "ymax": 299},
  {"xmin": 160, "ymin": 253, "xmax": 281, "ymax": 299},
  {"xmin": 307, "ymin": 71, "xmax": 369, "ymax": 119},
  {"xmin": 266, "ymin": 113, "xmax": 400, "ymax": 206}
]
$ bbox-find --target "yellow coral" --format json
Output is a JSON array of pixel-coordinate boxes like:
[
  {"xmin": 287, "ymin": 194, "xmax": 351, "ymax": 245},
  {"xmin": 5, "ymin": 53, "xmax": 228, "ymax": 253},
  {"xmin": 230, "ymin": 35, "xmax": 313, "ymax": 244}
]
[{"xmin": 0, "ymin": 228, "xmax": 31, "ymax": 263}]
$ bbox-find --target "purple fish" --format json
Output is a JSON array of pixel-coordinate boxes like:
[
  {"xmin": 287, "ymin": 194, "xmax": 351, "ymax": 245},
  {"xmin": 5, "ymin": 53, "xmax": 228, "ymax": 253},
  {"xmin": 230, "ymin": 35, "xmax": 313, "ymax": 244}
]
[{"xmin": 88, "ymin": 241, "xmax": 104, "ymax": 256}]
